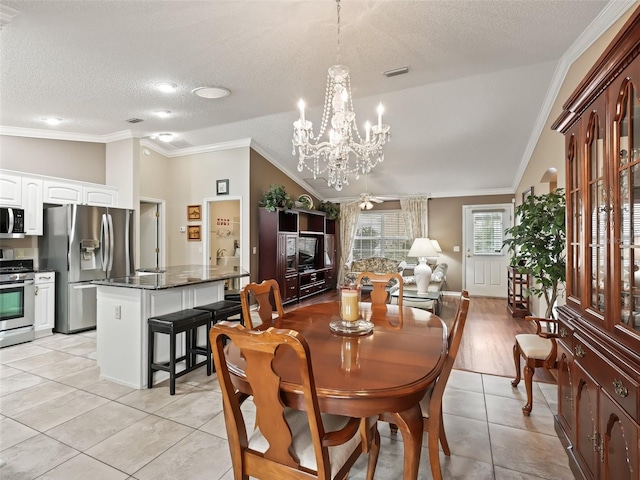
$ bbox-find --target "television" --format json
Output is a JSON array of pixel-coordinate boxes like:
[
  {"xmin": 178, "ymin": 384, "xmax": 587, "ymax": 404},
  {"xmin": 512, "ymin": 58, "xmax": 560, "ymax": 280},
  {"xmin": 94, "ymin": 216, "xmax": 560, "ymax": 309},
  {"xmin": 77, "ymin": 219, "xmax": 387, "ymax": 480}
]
[{"xmin": 298, "ymin": 236, "xmax": 318, "ymax": 271}]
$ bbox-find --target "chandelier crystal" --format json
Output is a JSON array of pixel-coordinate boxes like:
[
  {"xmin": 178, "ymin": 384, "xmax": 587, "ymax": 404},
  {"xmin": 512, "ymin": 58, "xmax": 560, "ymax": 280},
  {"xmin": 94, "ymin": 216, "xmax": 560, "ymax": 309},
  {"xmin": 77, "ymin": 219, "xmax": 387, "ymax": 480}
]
[{"xmin": 292, "ymin": 0, "xmax": 390, "ymax": 191}]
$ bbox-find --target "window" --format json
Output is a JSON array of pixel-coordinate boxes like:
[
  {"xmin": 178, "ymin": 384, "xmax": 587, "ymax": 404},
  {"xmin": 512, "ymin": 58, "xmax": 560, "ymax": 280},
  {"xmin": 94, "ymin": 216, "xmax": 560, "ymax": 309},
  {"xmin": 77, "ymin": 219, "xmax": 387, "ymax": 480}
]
[
  {"xmin": 352, "ymin": 211, "xmax": 410, "ymax": 260},
  {"xmin": 473, "ymin": 211, "xmax": 504, "ymax": 255}
]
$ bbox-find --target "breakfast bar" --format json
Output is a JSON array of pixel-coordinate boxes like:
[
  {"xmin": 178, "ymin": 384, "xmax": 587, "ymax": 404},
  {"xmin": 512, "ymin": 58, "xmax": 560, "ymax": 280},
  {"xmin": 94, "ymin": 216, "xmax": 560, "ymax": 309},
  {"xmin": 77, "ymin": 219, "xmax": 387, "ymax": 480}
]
[{"xmin": 92, "ymin": 265, "xmax": 249, "ymax": 389}]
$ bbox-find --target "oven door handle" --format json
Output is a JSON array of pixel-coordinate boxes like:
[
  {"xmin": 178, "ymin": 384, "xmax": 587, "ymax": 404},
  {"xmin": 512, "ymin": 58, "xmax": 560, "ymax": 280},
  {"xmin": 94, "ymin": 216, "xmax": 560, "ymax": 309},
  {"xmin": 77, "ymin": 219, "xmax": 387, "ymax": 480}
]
[{"xmin": 0, "ymin": 280, "xmax": 34, "ymax": 289}]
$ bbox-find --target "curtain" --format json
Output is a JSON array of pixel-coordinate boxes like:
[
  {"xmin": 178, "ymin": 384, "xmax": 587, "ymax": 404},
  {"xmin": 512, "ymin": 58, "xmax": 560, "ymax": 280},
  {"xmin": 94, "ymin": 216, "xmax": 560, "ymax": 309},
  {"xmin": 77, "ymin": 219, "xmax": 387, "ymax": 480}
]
[
  {"xmin": 400, "ymin": 197, "xmax": 429, "ymax": 241},
  {"xmin": 338, "ymin": 201, "xmax": 360, "ymax": 285}
]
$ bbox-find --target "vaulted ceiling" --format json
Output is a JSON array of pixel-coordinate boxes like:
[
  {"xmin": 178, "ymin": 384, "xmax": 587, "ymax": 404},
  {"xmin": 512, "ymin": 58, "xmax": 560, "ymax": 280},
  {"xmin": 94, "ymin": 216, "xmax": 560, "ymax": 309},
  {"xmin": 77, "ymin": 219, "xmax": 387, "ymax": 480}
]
[{"xmin": 0, "ymin": 0, "xmax": 631, "ymax": 201}]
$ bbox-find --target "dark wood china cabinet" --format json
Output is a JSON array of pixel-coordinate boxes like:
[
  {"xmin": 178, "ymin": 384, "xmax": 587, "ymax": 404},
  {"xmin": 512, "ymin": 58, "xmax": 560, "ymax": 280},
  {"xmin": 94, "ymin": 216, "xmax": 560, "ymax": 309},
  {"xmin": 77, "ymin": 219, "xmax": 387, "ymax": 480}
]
[{"xmin": 552, "ymin": 7, "xmax": 640, "ymax": 480}]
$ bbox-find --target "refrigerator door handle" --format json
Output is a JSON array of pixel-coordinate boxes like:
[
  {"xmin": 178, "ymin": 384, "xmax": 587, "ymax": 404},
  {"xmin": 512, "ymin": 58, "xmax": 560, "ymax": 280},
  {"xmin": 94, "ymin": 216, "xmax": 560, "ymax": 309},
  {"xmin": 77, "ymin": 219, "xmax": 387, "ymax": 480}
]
[
  {"xmin": 100, "ymin": 213, "xmax": 109, "ymax": 273},
  {"xmin": 107, "ymin": 214, "xmax": 115, "ymax": 274}
]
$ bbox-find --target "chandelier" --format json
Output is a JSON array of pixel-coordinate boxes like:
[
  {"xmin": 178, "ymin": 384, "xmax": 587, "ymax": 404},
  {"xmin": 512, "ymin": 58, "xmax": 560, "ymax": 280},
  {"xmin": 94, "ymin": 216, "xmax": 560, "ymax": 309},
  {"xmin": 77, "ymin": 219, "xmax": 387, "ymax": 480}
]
[{"xmin": 292, "ymin": 0, "xmax": 390, "ymax": 191}]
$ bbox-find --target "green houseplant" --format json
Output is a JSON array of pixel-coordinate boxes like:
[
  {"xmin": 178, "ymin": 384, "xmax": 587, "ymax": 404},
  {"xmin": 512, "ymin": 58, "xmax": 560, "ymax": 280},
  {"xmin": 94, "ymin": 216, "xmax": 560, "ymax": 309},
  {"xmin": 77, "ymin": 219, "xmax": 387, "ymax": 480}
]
[
  {"xmin": 318, "ymin": 200, "xmax": 340, "ymax": 220},
  {"xmin": 503, "ymin": 189, "xmax": 566, "ymax": 319},
  {"xmin": 260, "ymin": 184, "xmax": 294, "ymax": 212}
]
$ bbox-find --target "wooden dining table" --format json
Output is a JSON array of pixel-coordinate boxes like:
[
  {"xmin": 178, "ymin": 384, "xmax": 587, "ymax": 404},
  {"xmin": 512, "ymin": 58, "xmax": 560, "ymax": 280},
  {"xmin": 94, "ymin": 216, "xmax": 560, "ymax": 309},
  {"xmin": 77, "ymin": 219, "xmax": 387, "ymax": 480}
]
[{"xmin": 223, "ymin": 301, "xmax": 448, "ymax": 480}]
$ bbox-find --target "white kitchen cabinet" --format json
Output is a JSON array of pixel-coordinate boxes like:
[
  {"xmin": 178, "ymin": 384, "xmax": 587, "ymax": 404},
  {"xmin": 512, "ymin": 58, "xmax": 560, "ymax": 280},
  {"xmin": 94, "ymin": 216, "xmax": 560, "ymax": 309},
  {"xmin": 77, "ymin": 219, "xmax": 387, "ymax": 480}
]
[
  {"xmin": 22, "ymin": 177, "xmax": 43, "ymax": 235},
  {"xmin": 43, "ymin": 180, "xmax": 83, "ymax": 204},
  {"xmin": 0, "ymin": 173, "xmax": 22, "ymax": 206},
  {"xmin": 34, "ymin": 272, "xmax": 56, "ymax": 337},
  {"xmin": 43, "ymin": 179, "xmax": 118, "ymax": 207},
  {"xmin": 83, "ymin": 185, "xmax": 118, "ymax": 206}
]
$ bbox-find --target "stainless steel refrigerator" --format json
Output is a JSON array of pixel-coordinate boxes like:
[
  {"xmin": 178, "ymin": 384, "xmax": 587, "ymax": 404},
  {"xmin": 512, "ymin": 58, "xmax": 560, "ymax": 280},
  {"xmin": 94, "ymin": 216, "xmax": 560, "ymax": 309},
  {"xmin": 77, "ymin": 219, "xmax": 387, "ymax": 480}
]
[{"xmin": 39, "ymin": 204, "xmax": 135, "ymax": 333}]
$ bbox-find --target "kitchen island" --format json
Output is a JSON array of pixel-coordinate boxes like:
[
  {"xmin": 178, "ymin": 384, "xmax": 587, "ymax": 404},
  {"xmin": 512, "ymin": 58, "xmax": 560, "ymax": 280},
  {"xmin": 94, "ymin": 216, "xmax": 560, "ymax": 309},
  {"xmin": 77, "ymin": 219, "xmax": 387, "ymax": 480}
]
[{"xmin": 93, "ymin": 265, "xmax": 249, "ymax": 389}]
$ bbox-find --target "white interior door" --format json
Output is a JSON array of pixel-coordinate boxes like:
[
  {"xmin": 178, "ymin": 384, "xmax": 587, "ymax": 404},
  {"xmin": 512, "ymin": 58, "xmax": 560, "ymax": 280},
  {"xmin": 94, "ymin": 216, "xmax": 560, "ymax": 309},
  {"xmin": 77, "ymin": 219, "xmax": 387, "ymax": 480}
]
[
  {"xmin": 463, "ymin": 203, "xmax": 513, "ymax": 297},
  {"xmin": 139, "ymin": 199, "xmax": 165, "ymax": 269}
]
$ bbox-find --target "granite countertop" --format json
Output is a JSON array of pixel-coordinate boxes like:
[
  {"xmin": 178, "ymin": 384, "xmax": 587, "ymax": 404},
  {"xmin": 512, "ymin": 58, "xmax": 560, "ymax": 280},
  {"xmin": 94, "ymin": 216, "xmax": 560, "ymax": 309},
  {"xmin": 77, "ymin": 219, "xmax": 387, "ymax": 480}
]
[{"xmin": 92, "ymin": 265, "xmax": 249, "ymax": 290}]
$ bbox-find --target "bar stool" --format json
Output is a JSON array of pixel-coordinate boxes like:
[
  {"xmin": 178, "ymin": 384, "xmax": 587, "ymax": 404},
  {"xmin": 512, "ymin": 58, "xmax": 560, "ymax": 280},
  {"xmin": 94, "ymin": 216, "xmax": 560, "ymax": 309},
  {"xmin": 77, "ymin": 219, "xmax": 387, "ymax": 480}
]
[
  {"xmin": 147, "ymin": 309, "xmax": 212, "ymax": 395},
  {"xmin": 194, "ymin": 300, "xmax": 244, "ymax": 326}
]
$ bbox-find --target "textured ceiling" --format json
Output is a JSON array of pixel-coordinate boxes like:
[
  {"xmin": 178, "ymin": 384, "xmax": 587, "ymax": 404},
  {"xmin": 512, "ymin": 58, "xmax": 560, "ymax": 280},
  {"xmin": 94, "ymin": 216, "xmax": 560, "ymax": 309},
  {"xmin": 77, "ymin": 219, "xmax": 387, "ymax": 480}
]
[{"xmin": 0, "ymin": 0, "xmax": 627, "ymax": 201}]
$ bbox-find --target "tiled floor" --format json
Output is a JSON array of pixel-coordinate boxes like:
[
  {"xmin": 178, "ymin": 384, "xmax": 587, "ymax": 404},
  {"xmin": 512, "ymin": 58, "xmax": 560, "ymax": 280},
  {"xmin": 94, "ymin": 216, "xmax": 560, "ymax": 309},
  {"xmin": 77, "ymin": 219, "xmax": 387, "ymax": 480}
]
[{"xmin": 0, "ymin": 331, "xmax": 574, "ymax": 480}]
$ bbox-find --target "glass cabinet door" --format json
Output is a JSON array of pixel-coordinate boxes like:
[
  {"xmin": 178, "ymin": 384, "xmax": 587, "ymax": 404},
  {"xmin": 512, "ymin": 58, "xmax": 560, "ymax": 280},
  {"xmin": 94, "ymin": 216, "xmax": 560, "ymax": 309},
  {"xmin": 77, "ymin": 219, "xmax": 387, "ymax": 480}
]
[
  {"xmin": 615, "ymin": 76, "xmax": 640, "ymax": 334},
  {"xmin": 586, "ymin": 102, "xmax": 608, "ymax": 318},
  {"xmin": 567, "ymin": 129, "xmax": 583, "ymax": 306}
]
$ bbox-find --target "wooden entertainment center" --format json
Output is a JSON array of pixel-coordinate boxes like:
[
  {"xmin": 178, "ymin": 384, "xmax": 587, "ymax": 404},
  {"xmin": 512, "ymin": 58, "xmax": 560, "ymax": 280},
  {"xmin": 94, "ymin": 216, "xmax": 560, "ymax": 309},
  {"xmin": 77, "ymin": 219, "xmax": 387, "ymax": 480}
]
[
  {"xmin": 552, "ymin": 6, "xmax": 640, "ymax": 479},
  {"xmin": 258, "ymin": 207, "xmax": 337, "ymax": 304}
]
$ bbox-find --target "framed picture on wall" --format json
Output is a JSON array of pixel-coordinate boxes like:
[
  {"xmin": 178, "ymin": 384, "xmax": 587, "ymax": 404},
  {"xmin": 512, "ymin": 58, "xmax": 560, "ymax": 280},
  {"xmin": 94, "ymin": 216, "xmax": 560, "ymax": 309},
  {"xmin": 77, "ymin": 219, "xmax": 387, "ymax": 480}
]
[
  {"xmin": 187, "ymin": 225, "xmax": 201, "ymax": 241},
  {"xmin": 216, "ymin": 179, "xmax": 229, "ymax": 195},
  {"xmin": 522, "ymin": 187, "xmax": 534, "ymax": 203},
  {"xmin": 187, "ymin": 205, "xmax": 201, "ymax": 221}
]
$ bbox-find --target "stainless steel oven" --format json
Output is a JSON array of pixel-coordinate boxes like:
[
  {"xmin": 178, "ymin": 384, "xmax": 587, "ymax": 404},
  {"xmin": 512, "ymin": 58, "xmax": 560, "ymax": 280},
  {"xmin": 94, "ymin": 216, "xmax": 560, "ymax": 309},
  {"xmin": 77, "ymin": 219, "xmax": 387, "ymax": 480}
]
[{"xmin": 0, "ymin": 260, "xmax": 35, "ymax": 348}]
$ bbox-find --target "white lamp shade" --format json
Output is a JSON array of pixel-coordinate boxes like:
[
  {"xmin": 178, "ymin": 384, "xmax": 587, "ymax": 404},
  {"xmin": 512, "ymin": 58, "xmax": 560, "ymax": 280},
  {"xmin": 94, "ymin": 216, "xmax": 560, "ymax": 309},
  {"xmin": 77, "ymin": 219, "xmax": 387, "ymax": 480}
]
[
  {"xmin": 408, "ymin": 238, "xmax": 439, "ymax": 258},
  {"xmin": 430, "ymin": 239, "xmax": 442, "ymax": 253}
]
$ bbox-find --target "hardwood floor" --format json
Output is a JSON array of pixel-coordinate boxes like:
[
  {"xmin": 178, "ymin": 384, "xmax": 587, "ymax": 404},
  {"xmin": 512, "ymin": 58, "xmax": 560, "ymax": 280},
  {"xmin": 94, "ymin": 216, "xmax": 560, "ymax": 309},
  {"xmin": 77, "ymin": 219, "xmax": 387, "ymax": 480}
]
[{"xmin": 287, "ymin": 290, "xmax": 557, "ymax": 383}]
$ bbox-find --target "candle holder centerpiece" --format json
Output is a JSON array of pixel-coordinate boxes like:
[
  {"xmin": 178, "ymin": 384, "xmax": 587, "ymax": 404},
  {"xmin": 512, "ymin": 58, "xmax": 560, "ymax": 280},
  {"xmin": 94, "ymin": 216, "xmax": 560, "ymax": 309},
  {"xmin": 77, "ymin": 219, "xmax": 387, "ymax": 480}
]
[{"xmin": 330, "ymin": 284, "xmax": 374, "ymax": 335}]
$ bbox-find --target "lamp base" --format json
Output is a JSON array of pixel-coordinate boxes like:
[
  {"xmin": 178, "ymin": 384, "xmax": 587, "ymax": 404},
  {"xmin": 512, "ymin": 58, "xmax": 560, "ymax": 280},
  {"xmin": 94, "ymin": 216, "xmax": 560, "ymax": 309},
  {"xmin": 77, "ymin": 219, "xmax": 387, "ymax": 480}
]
[{"xmin": 414, "ymin": 258, "xmax": 432, "ymax": 294}]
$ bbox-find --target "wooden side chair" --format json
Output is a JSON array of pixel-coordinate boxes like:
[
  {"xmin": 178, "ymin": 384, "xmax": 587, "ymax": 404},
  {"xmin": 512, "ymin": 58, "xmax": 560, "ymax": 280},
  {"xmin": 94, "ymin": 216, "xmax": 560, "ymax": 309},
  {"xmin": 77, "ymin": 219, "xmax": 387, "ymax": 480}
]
[
  {"xmin": 356, "ymin": 271, "xmax": 403, "ymax": 307},
  {"xmin": 240, "ymin": 279, "xmax": 285, "ymax": 329},
  {"xmin": 511, "ymin": 316, "xmax": 560, "ymax": 416},
  {"xmin": 381, "ymin": 295, "xmax": 470, "ymax": 480},
  {"xmin": 210, "ymin": 322, "xmax": 380, "ymax": 480}
]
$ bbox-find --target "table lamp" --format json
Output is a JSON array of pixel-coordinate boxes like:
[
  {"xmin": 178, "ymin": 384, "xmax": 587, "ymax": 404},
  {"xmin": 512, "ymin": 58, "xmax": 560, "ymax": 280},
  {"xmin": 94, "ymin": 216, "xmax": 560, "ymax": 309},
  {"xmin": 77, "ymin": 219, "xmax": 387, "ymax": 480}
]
[{"xmin": 407, "ymin": 238, "xmax": 439, "ymax": 294}]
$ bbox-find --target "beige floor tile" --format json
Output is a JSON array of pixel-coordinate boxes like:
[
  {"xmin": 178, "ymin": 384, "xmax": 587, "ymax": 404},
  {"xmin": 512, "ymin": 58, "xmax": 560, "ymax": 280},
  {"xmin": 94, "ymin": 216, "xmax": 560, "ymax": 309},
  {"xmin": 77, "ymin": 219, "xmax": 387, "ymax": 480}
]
[
  {"xmin": 45, "ymin": 402, "xmax": 148, "ymax": 451},
  {"xmin": 0, "ymin": 417, "xmax": 39, "ymax": 451},
  {"xmin": 0, "ymin": 343, "xmax": 52, "ymax": 364},
  {"xmin": 82, "ymin": 379, "xmax": 136, "ymax": 400},
  {"xmin": 37, "ymin": 453, "xmax": 129, "ymax": 480},
  {"xmin": 494, "ymin": 465, "xmax": 556, "ymax": 479},
  {"xmin": 448, "ymin": 369, "xmax": 484, "ymax": 393},
  {"xmin": 12, "ymin": 390, "xmax": 108, "ymax": 432},
  {"xmin": 78, "ymin": 330, "xmax": 97, "ymax": 339},
  {"xmin": 440, "ymin": 414, "xmax": 492, "ymax": 464},
  {"xmin": 58, "ymin": 339, "xmax": 97, "ymax": 357},
  {"xmin": 443, "ymin": 386, "xmax": 487, "ymax": 422},
  {"xmin": 36, "ymin": 355, "xmax": 96, "ymax": 380},
  {"xmin": 490, "ymin": 423, "xmax": 574, "ymax": 480},
  {"xmin": 0, "ymin": 380, "xmax": 76, "ymax": 416},
  {"xmin": 85, "ymin": 415, "xmax": 193, "ymax": 474},
  {"xmin": 0, "ymin": 364, "xmax": 21, "ymax": 379},
  {"xmin": 117, "ymin": 382, "xmax": 195, "ymax": 413},
  {"xmin": 485, "ymin": 393, "xmax": 556, "ymax": 436},
  {"xmin": 199, "ymin": 399, "xmax": 256, "ymax": 439},
  {"xmin": 175, "ymin": 366, "xmax": 219, "ymax": 388},
  {"xmin": 133, "ymin": 430, "xmax": 234, "ymax": 480},
  {"xmin": 0, "ymin": 371, "xmax": 49, "ymax": 396},
  {"xmin": 482, "ymin": 373, "xmax": 544, "ymax": 401},
  {"xmin": 154, "ymin": 387, "xmax": 224, "ymax": 428},
  {"xmin": 33, "ymin": 333, "xmax": 90, "ymax": 350},
  {"xmin": 0, "ymin": 433, "xmax": 79, "ymax": 480},
  {"xmin": 5, "ymin": 350, "xmax": 76, "ymax": 372},
  {"xmin": 537, "ymin": 382, "xmax": 558, "ymax": 412},
  {"xmin": 56, "ymin": 365, "xmax": 102, "ymax": 388}
]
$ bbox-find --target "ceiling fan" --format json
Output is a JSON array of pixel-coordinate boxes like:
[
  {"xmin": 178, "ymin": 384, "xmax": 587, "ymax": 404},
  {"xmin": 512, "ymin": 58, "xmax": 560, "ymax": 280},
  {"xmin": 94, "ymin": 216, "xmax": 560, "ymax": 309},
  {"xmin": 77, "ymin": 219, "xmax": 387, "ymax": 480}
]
[{"xmin": 359, "ymin": 173, "xmax": 384, "ymax": 210}]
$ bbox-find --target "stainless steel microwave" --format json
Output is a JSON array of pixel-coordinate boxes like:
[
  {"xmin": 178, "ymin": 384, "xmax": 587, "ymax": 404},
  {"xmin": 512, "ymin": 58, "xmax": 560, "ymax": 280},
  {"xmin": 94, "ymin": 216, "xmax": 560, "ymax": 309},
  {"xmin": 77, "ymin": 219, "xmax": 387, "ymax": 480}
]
[{"xmin": 0, "ymin": 207, "xmax": 25, "ymax": 238}]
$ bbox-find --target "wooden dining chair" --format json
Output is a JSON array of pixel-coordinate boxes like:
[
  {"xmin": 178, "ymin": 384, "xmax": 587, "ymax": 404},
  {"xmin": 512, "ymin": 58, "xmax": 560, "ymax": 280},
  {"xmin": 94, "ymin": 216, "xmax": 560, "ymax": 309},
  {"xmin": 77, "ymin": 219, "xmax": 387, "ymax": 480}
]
[
  {"xmin": 209, "ymin": 321, "xmax": 380, "ymax": 480},
  {"xmin": 356, "ymin": 271, "xmax": 404, "ymax": 307},
  {"xmin": 240, "ymin": 279, "xmax": 285, "ymax": 329},
  {"xmin": 511, "ymin": 315, "xmax": 560, "ymax": 416},
  {"xmin": 381, "ymin": 295, "xmax": 470, "ymax": 480}
]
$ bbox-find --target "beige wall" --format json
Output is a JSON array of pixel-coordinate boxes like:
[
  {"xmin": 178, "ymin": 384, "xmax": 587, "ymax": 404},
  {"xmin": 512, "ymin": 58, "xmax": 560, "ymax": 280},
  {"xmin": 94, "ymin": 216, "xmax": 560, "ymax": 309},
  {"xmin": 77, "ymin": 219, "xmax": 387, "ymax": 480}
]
[
  {"xmin": 516, "ymin": 6, "xmax": 638, "ymax": 198},
  {"xmin": 0, "ymin": 136, "xmax": 106, "ymax": 183}
]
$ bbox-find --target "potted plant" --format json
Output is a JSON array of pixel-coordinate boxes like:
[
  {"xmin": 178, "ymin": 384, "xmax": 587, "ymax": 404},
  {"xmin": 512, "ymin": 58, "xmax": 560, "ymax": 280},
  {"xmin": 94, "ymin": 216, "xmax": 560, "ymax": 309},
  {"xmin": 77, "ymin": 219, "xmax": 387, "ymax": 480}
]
[
  {"xmin": 318, "ymin": 200, "xmax": 340, "ymax": 220},
  {"xmin": 503, "ymin": 189, "xmax": 566, "ymax": 319},
  {"xmin": 260, "ymin": 184, "xmax": 294, "ymax": 212}
]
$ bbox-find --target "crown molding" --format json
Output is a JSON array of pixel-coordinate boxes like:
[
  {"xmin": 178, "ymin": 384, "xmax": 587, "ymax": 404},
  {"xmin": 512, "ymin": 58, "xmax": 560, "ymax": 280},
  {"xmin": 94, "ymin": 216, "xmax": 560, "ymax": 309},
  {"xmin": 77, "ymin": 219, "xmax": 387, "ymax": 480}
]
[
  {"xmin": 512, "ymin": 0, "xmax": 637, "ymax": 192},
  {"xmin": 0, "ymin": 126, "xmax": 137, "ymax": 144}
]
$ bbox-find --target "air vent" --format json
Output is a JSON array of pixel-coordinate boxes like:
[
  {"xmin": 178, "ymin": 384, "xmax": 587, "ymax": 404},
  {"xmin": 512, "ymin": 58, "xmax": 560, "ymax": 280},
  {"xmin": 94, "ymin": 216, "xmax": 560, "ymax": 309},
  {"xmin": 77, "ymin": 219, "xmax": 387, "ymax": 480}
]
[
  {"xmin": 125, "ymin": 118, "xmax": 144, "ymax": 123},
  {"xmin": 170, "ymin": 139, "xmax": 193, "ymax": 149},
  {"xmin": 383, "ymin": 67, "xmax": 409, "ymax": 78}
]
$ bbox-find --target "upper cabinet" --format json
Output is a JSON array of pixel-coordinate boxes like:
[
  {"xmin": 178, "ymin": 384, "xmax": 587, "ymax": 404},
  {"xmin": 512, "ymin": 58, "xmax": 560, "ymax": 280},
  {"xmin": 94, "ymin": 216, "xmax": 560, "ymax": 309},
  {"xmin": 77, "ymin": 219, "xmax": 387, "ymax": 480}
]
[
  {"xmin": 0, "ymin": 173, "xmax": 22, "ymax": 206},
  {"xmin": 22, "ymin": 177, "xmax": 43, "ymax": 235},
  {"xmin": 43, "ymin": 180, "xmax": 118, "ymax": 207}
]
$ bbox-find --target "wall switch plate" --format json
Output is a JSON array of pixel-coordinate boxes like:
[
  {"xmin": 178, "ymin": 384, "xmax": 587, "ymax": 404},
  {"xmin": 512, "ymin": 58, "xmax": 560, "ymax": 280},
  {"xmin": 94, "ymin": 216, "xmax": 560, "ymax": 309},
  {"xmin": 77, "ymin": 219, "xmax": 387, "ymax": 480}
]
[
  {"xmin": 115, "ymin": 305, "xmax": 121, "ymax": 319},
  {"xmin": 179, "ymin": 226, "xmax": 186, "ymax": 233},
  {"xmin": 453, "ymin": 245, "xmax": 460, "ymax": 252}
]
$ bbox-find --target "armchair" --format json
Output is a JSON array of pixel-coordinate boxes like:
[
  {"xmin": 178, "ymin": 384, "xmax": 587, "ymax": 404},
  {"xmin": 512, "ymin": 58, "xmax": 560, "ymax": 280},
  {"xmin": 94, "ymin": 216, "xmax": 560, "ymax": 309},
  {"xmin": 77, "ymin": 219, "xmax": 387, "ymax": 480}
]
[{"xmin": 511, "ymin": 316, "xmax": 559, "ymax": 416}]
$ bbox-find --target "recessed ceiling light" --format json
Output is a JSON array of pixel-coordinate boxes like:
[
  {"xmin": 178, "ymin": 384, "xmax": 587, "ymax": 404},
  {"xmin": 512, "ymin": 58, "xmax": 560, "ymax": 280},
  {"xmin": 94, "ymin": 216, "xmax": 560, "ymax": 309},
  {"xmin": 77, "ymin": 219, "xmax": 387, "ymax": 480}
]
[
  {"xmin": 155, "ymin": 82, "xmax": 177, "ymax": 93},
  {"xmin": 192, "ymin": 86, "xmax": 230, "ymax": 99},
  {"xmin": 157, "ymin": 133, "xmax": 173, "ymax": 142},
  {"xmin": 155, "ymin": 110, "xmax": 172, "ymax": 118},
  {"xmin": 42, "ymin": 117, "xmax": 62, "ymax": 126}
]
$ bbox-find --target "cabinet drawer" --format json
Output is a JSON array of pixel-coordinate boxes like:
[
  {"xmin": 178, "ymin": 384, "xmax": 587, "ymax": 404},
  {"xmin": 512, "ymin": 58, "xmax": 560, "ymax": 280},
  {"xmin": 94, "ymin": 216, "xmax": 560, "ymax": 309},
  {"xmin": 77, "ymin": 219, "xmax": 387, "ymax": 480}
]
[
  {"xmin": 574, "ymin": 335, "xmax": 640, "ymax": 422},
  {"xmin": 35, "ymin": 272, "xmax": 55, "ymax": 284},
  {"xmin": 557, "ymin": 318, "xmax": 574, "ymax": 351},
  {"xmin": 300, "ymin": 281, "xmax": 325, "ymax": 298},
  {"xmin": 284, "ymin": 276, "xmax": 298, "ymax": 302}
]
